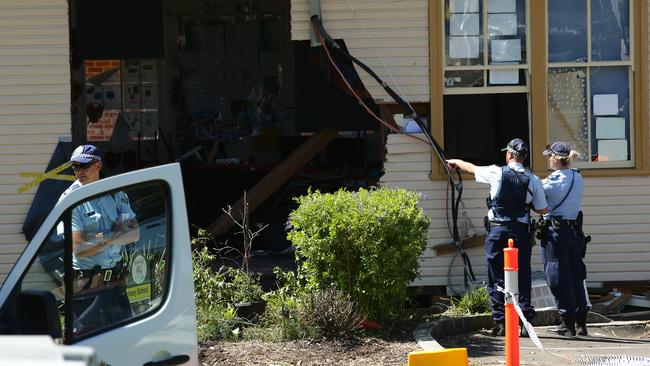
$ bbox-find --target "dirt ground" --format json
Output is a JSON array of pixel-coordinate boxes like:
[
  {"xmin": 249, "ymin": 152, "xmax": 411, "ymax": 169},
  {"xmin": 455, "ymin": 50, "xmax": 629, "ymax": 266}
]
[{"xmin": 199, "ymin": 338, "xmax": 421, "ymax": 366}]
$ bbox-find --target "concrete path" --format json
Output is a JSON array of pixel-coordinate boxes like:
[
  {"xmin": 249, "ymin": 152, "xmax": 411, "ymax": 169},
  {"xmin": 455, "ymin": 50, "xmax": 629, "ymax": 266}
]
[{"xmin": 438, "ymin": 322, "xmax": 650, "ymax": 366}]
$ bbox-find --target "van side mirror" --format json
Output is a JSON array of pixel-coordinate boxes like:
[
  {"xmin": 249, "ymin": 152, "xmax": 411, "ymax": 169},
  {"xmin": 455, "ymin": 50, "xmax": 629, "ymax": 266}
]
[{"xmin": 17, "ymin": 289, "xmax": 62, "ymax": 339}]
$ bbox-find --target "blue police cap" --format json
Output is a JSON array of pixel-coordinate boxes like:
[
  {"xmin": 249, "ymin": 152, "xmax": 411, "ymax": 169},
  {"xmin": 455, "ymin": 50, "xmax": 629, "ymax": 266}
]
[
  {"xmin": 543, "ymin": 141, "xmax": 571, "ymax": 157},
  {"xmin": 70, "ymin": 145, "xmax": 103, "ymax": 164},
  {"xmin": 500, "ymin": 138, "xmax": 528, "ymax": 155}
]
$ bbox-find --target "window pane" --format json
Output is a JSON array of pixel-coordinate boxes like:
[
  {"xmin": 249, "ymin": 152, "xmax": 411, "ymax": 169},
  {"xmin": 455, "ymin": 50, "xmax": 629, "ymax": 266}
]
[
  {"xmin": 590, "ymin": 66, "xmax": 631, "ymax": 162},
  {"xmin": 445, "ymin": 70, "xmax": 484, "ymax": 87},
  {"xmin": 547, "ymin": 68, "xmax": 589, "ymax": 161},
  {"xmin": 548, "ymin": 0, "xmax": 587, "ymax": 62},
  {"xmin": 71, "ymin": 182, "xmax": 170, "ymax": 339},
  {"xmin": 446, "ymin": 0, "xmax": 483, "ymax": 66},
  {"xmin": 591, "ymin": 0, "xmax": 630, "ymax": 61},
  {"xmin": 487, "ymin": 0, "xmax": 527, "ymax": 65}
]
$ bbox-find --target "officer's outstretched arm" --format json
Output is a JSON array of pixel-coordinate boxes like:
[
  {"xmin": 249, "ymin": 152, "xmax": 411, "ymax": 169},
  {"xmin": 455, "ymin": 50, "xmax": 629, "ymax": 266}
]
[{"xmin": 446, "ymin": 159, "xmax": 476, "ymax": 174}]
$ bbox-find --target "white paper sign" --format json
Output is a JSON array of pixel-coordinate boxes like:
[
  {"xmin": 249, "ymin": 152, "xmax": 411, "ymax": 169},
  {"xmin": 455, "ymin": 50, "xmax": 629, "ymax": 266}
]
[
  {"xmin": 451, "ymin": 14, "xmax": 480, "ymax": 36},
  {"xmin": 596, "ymin": 117, "xmax": 626, "ymax": 139},
  {"xmin": 449, "ymin": 36, "xmax": 480, "ymax": 59},
  {"xmin": 593, "ymin": 94, "xmax": 619, "ymax": 116},
  {"xmin": 598, "ymin": 139, "xmax": 628, "ymax": 161},
  {"xmin": 491, "ymin": 39, "xmax": 521, "ymax": 62},
  {"xmin": 489, "ymin": 69, "xmax": 519, "ymax": 85},
  {"xmin": 488, "ymin": 13, "xmax": 517, "ymax": 36},
  {"xmin": 488, "ymin": 0, "xmax": 516, "ymax": 13},
  {"xmin": 450, "ymin": 0, "xmax": 479, "ymax": 13}
]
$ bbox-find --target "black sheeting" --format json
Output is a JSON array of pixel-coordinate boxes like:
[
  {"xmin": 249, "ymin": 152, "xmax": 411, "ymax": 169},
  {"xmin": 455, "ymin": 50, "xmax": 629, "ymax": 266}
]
[{"xmin": 22, "ymin": 141, "xmax": 74, "ymax": 241}]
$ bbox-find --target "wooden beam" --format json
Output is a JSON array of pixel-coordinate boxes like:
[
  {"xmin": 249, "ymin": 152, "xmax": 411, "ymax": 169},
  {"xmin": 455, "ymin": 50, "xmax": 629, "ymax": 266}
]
[
  {"xmin": 207, "ymin": 128, "xmax": 337, "ymax": 237},
  {"xmin": 433, "ymin": 234, "xmax": 486, "ymax": 256}
]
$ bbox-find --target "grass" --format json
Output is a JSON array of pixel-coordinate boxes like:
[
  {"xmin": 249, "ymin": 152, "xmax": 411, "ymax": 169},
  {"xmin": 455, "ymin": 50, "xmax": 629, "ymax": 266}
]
[{"xmin": 445, "ymin": 286, "xmax": 490, "ymax": 316}]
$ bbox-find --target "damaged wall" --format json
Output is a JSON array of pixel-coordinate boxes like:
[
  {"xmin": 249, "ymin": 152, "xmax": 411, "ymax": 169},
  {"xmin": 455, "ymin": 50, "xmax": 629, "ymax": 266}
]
[{"xmin": 291, "ymin": 0, "xmax": 429, "ymax": 103}]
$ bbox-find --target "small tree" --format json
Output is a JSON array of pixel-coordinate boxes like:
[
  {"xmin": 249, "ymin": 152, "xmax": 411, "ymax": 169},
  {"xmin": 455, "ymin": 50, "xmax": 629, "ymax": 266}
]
[{"xmin": 287, "ymin": 187, "xmax": 430, "ymax": 321}]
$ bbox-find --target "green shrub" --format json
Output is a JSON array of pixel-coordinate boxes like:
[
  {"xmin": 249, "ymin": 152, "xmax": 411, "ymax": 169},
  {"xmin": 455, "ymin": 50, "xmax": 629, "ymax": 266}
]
[
  {"xmin": 446, "ymin": 286, "xmax": 490, "ymax": 316},
  {"xmin": 287, "ymin": 187, "xmax": 430, "ymax": 321}
]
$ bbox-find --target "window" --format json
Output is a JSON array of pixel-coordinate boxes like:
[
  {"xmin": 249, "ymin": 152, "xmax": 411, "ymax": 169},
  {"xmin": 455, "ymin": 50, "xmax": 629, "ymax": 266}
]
[
  {"xmin": 11, "ymin": 181, "xmax": 170, "ymax": 342},
  {"xmin": 547, "ymin": 0, "xmax": 634, "ymax": 168},
  {"xmin": 443, "ymin": 0, "xmax": 529, "ymax": 93}
]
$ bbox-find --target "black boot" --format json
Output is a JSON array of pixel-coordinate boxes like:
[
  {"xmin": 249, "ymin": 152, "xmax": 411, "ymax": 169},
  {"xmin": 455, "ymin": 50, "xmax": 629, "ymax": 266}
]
[
  {"xmin": 576, "ymin": 314, "xmax": 588, "ymax": 336},
  {"xmin": 549, "ymin": 316, "xmax": 576, "ymax": 336},
  {"xmin": 491, "ymin": 320, "xmax": 505, "ymax": 336}
]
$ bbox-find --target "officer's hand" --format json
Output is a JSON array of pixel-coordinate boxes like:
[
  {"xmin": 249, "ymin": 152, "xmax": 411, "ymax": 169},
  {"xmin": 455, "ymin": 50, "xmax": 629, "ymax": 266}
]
[{"xmin": 446, "ymin": 159, "xmax": 459, "ymax": 169}]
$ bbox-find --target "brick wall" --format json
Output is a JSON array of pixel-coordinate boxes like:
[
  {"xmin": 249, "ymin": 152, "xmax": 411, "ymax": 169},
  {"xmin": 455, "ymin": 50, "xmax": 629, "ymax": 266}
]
[
  {"xmin": 84, "ymin": 60, "xmax": 121, "ymax": 78},
  {"xmin": 85, "ymin": 60, "xmax": 121, "ymax": 141}
]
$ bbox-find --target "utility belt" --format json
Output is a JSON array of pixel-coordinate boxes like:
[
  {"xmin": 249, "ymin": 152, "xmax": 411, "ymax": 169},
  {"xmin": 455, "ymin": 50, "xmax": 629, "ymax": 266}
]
[
  {"xmin": 73, "ymin": 263, "xmax": 128, "ymax": 291},
  {"xmin": 483, "ymin": 216, "xmax": 529, "ymax": 232},
  {"xmin": 543, "ymin": 216, "xmax": 578, "ymax": 231}
]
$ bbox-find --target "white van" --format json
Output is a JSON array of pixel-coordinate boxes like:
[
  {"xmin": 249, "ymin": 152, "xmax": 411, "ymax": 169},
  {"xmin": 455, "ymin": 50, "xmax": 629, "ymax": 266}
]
[{"xmin": 0, "ymin": 164, "xmax": 198, "ymax": 365}]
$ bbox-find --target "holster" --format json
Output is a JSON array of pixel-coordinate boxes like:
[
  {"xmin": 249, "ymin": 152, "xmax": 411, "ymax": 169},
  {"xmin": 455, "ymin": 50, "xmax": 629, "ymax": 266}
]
[
  {"xmin": 483, "ymin": 216, "xmax": 490, "ymax": 233},
  {"xmin": 529, "ymin": 218, "xmax": 537, "ymax": 246}
]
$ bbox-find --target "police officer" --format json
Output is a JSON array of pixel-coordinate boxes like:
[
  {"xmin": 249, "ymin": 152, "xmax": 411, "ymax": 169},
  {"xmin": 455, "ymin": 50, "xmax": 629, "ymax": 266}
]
[
  {"xmin": 540, "ymin": 141, "xmax": 589, "ymax": 336},
  {"xmin": 447, "ymin": 138, "xmax": 548, "ymax": 336},
  {"xmin": 58, "ymin": 145, "xmax": 140, "ymax": 334}
]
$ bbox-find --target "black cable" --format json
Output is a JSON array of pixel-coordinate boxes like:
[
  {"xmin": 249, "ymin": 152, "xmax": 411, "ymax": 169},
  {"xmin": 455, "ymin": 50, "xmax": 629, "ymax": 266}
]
[{"xmin": 311, "ymin": 16, "xmax": 475, "ymax": 288}]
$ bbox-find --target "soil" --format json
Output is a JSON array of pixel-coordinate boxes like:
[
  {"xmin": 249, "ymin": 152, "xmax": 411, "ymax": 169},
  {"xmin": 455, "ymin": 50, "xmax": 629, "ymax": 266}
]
[{"xmin": 199, "ymin": 338, "xmax": 421, "ymax": 366}]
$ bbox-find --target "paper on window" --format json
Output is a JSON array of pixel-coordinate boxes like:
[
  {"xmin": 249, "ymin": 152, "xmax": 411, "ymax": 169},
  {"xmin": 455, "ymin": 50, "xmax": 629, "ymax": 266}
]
[
  {"xmin": 450, "ymin": 0, "xmax": 479, "ymax": 13},
  {"xmin": 596, "ymin": 117, "xmax": 626, "ymax": 139},
  {"xmin": 488, "ymin": 0, "xmax": 516, "ymax": 13},
  {"xmin": 489, "ymin": 69, "xmax": 519, "ymax": 84},
  {"xmin": 593, "ymin": 94, "xmax": 619, "ymax": 115},
  {"xmin": 451, "ymin": 14, "xmax": 480, "ymax": 36},
  {"xmin": 488, "ymin": 13, "xmax": 517, "ymax": 36},
  {"xmin": 449, "ymin": 36, "xmax": 480, "ymax": 59},
  {"xmin": 491, "ymin": 39, "xmax": 521, "ymax": 62},
  {"xmin": 597, "ymin": 139, "xmax": 628, "ymax": 161}
]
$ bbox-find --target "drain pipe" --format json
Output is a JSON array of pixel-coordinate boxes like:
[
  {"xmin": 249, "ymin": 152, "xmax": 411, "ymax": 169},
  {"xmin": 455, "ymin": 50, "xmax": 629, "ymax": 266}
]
[{"xmin": 308, "ymin": 0, "xmax": 322, "ymax": 47}]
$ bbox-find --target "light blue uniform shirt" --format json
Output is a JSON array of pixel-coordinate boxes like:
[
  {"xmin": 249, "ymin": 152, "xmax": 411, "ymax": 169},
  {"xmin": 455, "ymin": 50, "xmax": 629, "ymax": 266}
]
[
  {"xmin": 59, "ymin": 180, "xmax": 136, "ymax": 270},
  {"xmin": 474, "ymin": 162, "xmax": 548, "ymax": 224},
  {"xmin": 543, "ymin": 169, "xmax": 583, "ymax": 220}
]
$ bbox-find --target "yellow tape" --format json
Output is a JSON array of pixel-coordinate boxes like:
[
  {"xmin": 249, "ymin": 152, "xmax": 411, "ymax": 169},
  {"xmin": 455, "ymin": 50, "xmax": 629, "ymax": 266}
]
[{"xmin": 17, "ymin": 161, "xmax": 74, "ymax": 194}]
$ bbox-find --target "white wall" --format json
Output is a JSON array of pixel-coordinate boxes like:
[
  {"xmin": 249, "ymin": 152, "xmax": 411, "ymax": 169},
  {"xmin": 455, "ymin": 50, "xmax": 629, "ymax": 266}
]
[
  {"xmin": 382, "ymin": 133, "xmax": 650, "ymax": 290},
  {"xmin": 291, "ymin": 0, "xmax": 430, "ymax": 102},
  {"xmin": 0, "ymin": 0, "xmax": 71, "ymax": 282}
]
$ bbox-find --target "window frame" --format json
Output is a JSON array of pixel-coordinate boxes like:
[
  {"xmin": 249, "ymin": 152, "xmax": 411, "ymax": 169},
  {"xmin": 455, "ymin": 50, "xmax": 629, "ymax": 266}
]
[
  {"xmin": 441, "ymin": 0, "xmax": 532, "ymax": 95},
  {"xmin": 429, "ymin": 0, "xmax": 649, "ymax": 179}
]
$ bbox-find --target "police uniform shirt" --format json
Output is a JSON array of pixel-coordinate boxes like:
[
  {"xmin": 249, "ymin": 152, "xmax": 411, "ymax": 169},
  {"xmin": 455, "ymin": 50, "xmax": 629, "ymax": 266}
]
[
  {"xmin": 474, "ymin": 162, "xmax": 547, "ymax": 224},
  {"xmin": 60, "ymin": 180, "xmax": 136, "ymax": 270},
  {"xmin": 543, "ymin": 169, "xmax": 583, "ymax": 220}
]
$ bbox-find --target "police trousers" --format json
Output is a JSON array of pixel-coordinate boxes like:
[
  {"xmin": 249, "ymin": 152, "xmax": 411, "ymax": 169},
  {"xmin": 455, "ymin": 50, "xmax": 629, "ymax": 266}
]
[
  {"xmin": 485, "ymin": 223, "xmax": 535, "ymax": 322},
  {"xmin": 540, "ymin": 221, "xmax": 588, "ymax": 319}
]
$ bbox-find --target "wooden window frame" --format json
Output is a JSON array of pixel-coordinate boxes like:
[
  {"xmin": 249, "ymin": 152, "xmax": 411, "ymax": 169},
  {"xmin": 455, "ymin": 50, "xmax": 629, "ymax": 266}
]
[{"xmin": 429, "ymin": 0, "xmax": 649, "ymax": 179}]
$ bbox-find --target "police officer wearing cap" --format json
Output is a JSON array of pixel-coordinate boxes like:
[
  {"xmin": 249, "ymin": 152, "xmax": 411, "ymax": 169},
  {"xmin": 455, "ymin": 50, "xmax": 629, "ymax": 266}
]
[
  {"xmin": 540, "ymin": 141, "xmax": 589, "ymax": 336},
  {"xmin": 447, "ymin": 138, "xmax": 548, "ymax": 336},
  {"xmin": 58, "ymin": 145, "xmax": 140, "ymax": 333}
]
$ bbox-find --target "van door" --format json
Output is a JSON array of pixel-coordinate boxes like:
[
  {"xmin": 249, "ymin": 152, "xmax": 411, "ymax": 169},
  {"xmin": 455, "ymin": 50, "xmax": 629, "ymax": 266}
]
[{"xmin": 0, "ymin": 163, "xmax": 198, "ymax": 366}]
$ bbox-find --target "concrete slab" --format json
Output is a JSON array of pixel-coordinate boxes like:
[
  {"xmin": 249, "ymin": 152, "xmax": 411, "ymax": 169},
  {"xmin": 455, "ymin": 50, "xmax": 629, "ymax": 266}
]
[{"xmin": 438, "ymin": 322, "xmax": 650, "ymax": 366}]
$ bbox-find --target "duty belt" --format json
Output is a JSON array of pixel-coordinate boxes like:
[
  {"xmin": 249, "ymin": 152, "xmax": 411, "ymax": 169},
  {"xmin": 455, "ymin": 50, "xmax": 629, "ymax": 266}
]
[
  {"xmin": 489, "ymin": 220, "xmax": 529, "ymax": 227},
  {"xmin": 74, "ymin": 264, "xmax": 126, "ymax": 283}
]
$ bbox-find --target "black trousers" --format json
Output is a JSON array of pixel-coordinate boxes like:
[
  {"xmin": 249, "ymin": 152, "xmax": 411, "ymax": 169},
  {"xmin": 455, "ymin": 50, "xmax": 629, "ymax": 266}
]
[
  {"xmin": 540, "ymin": 222, "xmax": 588, "ymax": 319},
  {"xmin": 485, "ymin": 223, "xmax": 534, "ymax": 321}
]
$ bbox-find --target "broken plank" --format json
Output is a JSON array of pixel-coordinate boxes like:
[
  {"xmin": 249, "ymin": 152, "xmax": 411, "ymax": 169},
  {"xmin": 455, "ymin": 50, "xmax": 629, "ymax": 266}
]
[
  {"xmin": 207, "ymin": 128, "xmax": 337, "ymax": 238},
  {"xmin": 433, "ymin": 234, "xmax": 485, "ymax": 256}
]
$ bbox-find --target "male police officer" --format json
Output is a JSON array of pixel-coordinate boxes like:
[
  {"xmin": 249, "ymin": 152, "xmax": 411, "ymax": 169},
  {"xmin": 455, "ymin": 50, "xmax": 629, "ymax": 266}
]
[
  {"xmin": 58, "ymin": 145, "xmax": 140, "ymax": 334},
  {"xmin": 447, "ymin": 138, "xmax": 548, "ymax": 336},
  {"xmin": 540, "ymin": 141, "xmax": 589, "ymax": 336}
]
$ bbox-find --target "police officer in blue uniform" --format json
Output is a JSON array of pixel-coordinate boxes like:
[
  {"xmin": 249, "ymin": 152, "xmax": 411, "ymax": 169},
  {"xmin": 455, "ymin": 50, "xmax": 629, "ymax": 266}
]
[
  {"xmin": 447, "ymin": 138, "xmax": 548, "ymax": 336},
  {"xmin": 540, "ymin": 141, "xmax": 589, "ymax": 336},
  {"xmin": 58, "ymin": 145, "xmax": 140, "ymax": 334}
]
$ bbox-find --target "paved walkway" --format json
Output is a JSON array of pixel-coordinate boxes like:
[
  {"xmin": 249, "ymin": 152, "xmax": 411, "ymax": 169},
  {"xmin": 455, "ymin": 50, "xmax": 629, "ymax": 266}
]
[{"xmin": 439, "ymin": 323, "xmax": 650, "ymax": 366}]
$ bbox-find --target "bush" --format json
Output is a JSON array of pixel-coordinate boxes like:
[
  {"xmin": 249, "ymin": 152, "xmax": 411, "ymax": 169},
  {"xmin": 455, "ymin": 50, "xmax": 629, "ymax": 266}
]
[
  {"xmin": 446, "ymin": 286, "xmax": 490, "ymax": 316},
  {"xmin": 287, "ymin": 187, "xmax": 430, "ymax": 321},
  {"xmin": 300, "ymin": 286, "xmax": 363, "ymax": 339}
]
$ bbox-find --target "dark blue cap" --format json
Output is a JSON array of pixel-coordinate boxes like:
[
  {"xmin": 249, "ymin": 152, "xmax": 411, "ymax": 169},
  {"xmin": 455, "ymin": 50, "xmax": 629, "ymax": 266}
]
[
  {"xmin": 543, "ymin": 141, "xmax": 571, "ymax": 157},
  {"xmin": 70, "ymin": 145, "xmax": 102, "ymax": 164},
  {"xmin": 500, "ymin": 138, "xmax": 528, "ymax": 155}
]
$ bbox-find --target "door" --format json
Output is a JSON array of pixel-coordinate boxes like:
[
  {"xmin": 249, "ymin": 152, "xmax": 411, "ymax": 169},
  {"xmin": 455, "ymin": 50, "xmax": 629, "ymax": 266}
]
[{"xmin": 0, "ymin": 163, "xmax": 197, "ymax": 366}]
